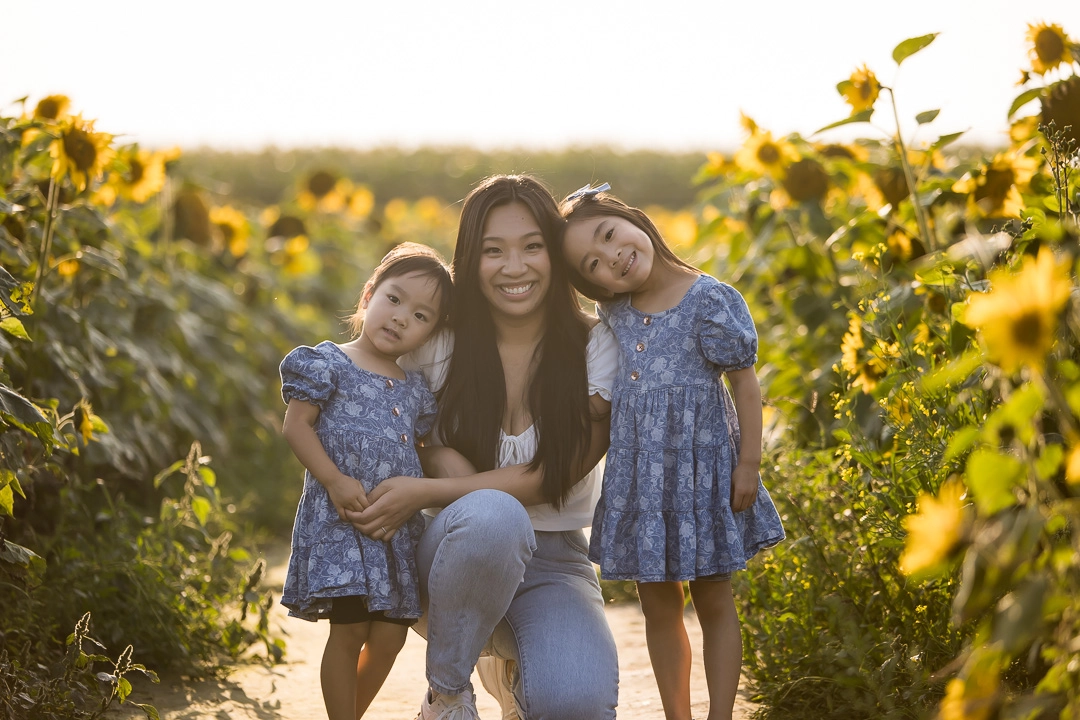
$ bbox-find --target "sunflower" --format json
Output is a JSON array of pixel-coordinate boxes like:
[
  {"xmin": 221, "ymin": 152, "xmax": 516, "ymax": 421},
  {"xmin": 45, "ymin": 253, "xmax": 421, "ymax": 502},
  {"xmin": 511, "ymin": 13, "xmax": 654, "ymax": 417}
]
[
  {"xmin": 963, "ymin": 247, "xmax": 1072, "ymax": 374},
  {"xmin": 298, "ymin": 170, "xmax": 348, "ymax": 212},
  {"xmin": 98, "ymin": 147, "xmax": 168, "ymax": 205},
  {"xmin": 899, "ymin": 479, "xmax": 966, "ymax": 576},
  {"xmin": 1067, "ymin": 443, "xmax": 1080, "ymax": 486},
  {"xmin": 50, "ymin": 115, "xmax": 114, "ymax": 192},
  {"xmin": 1041, "ymin": 74, "xmax": 1080, "ymax": 146},
  {"xmin": 210, "ymin": 205, "xmax": 250, "ymax": 258},
  {"xmin": 952, "ymin": 149, "xmax": 1038, "ymax": 218},
  {"xmin": 34, "ymin": 95, "xmax": 70, "ymax": 121},
  {"xmin": 172, "ymin": 188, "xmax": 212, "ymax": 247},
  {"xmin": 347, "ymin": 185, "xmax": 375, "ymax": 219},
  {"xmin": 780, "ymin": 157, "xmax": 829, "ymax": 203},
  {"xmin": 735, "ymin": 130, "xmax": 799, "ymax": 177},
  {"xmin": 838, "ymin": 65, "xmax": 881, "ymax": 115},
  {"xmin": 1026, "ymin": 22, "xmax": 1073, "ymax": 75},
  {"xmin": 939, "ymin": 654, "xmax": 1002, "ymax": 720}
]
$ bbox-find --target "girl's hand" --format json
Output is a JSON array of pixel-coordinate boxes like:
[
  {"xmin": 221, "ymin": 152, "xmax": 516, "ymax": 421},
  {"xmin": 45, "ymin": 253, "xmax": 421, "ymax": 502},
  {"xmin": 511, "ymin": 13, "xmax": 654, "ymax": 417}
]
[
  {"xmin": 346, "ymin": 475, "xmax": 428, "ymax": 541},
  {"xmin": 325, "ymin": 475, "xmax": 369, "ymax": 522},
  {"xmin": 731, "ymin": 463, "xmax": 759, "ymax": 513}
]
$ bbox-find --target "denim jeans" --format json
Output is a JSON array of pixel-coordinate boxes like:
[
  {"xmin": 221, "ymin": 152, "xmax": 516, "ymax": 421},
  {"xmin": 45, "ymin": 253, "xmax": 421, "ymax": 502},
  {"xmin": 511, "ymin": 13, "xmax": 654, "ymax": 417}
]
[{"xmin": 414, "ymin": 489, "xmax": 619, "ymax": 719}]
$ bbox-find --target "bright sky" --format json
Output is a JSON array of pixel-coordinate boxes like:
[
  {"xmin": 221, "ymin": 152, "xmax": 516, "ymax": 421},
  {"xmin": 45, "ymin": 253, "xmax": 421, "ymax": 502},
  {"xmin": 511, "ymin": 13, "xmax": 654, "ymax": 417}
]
[{"xmin": 5, "ymin": 0, "xmax": 1080, "ymax": 152}]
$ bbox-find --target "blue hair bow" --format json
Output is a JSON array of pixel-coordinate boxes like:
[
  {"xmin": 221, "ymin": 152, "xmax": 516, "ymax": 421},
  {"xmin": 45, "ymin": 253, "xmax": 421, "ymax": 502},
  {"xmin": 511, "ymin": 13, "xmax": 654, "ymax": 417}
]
[{"xmin": 565, "ymin": 182, "xmax": 611, "ymax": 202}]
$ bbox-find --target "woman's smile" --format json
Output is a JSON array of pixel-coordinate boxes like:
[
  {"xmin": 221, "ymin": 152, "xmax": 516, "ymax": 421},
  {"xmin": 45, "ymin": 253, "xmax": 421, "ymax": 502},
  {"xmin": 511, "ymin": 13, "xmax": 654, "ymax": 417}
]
[{"xmin": 478, "ymin": 201, "xmax": 551, "ymax": 320}]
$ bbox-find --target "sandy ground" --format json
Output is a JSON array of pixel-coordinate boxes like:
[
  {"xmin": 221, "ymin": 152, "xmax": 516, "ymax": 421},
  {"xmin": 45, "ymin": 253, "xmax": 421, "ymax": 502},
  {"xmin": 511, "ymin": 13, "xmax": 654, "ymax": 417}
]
[{"xmin": 108, "ymin": 547, "xmax": 756, "ymax": 720}]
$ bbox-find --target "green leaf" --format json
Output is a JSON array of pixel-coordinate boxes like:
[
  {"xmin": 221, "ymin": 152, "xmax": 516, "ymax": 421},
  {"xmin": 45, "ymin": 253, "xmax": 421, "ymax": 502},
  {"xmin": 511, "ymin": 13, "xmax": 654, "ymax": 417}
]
[
  {"xmin": 191, "ymin": 496, "xmax": 211, "ymax": 527},
  {"xmin": 152, "ymin": 459, "xmax": 185, "ymax": 489},
  {"xmin": 930, "ymin": 131, "xmax": 966, "ymax": 151},
  {"xmin": 982, "ymin": 383, "xmax": 1044, "ymax": 446},
  {"xmin": 198, "ymin": 466, "xmax": 216, "ymax": 488},
  {"xmin": 1008, "ymin": 87, "xmax": 1045, "ymax": 119},
  {"xmin": 915, "ymin": 109, "xmax": 940, "ymax": 125},
  {"xmin": 0, "ymin": 316, "xmax": 29, "ymax": 340},
  {"xmin": 118, "ymin": 676, "xmax": 132, "ymax": 702},
  {"xmin": 814, "ymin": 109, "xmax": 874, "ymax": 135},
  {"xmin": 0, "ymin": 484, "xmax": 12, "ymax": 516},
  {"xmin": 0, "ymin": 384, "xmax": 48, "ymax": 427},
  {"xmin": 133, "ymin": 703, "xmax": 161, "ymax": 720},
  {"xmin": 944, "ymin": 426, "xmax": 981, "ymax": 462},
  {"xmin": 0, "ymin": 539, "xmax": 46, "ymax": 583},
  {"xmin": 892, "ymin": 33, "xmax": 939, "ymax": 65},
  {"xmin": 1036, "ymin": 444, "xmax": 1064, "ymax": 481},
  {"xmin": 965, "ymin": 449, "xmax": 1023, "ymax": 516},
  {"xmin": 77, "ymin": 247, "xmax": 128, "ymax": 279},
  {"xmin": 922, "ymin": 349, "xmax": 983, "ymax": 392}
]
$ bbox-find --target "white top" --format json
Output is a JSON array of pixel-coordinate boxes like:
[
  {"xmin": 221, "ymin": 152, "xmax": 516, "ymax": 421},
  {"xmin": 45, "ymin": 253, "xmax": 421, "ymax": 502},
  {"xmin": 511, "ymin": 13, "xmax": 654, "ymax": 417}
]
[{"xmin": 399, "ymin": 323, "xmax": 619, "ymax": 531}]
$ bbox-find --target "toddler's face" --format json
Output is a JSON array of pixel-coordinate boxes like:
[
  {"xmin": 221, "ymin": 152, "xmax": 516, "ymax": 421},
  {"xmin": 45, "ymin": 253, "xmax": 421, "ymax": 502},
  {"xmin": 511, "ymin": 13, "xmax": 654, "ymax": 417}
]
[
  {"xmin": 360, "ymin": 271, "xmax": 444, "ymax": 360},
  {"xmin": 563, "ymin": 215, "xmax": 654, "ymax": 296}
]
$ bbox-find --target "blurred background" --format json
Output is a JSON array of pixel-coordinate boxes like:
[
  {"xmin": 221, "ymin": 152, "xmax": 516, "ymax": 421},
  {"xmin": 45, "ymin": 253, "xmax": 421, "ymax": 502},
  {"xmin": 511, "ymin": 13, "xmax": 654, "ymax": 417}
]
[{"xmin": 4, "ymin": 2, "xmax": 1080, "ymax": 718}]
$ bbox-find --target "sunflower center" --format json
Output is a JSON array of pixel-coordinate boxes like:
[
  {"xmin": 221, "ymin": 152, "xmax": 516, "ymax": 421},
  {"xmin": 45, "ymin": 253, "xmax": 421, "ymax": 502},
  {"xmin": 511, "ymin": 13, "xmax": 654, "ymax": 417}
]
[
  {"xmin": 977, "ymin": 167, "xmax": 1016, "ymax": 203},
  {"xmin": 858, "ymin": 82, "xmax": 875, "ymax": 101},
  {"xmin": 1035, "ymin": 28, "xmax": 1066, "ymax": 64},
  {"xmin": 757, "ymin": 143, "xmax": 780, "ymax": 165},
  {"xmin": 307, "ymin": 171, "xmax": 336, "ymax": 198},
  {"xmin": 127, "ymin": 158, "xmax": 145, "ymax": 185},
  {"xmin": 63, "ymin": 128, "xmax": 98, "ymax": 172},
  {"xmin": 217, "ymin": 222, "xmax": 236, "ymax": 243},
  {"xmin": 1011, "ymin": 311, "xmax": 1044, "ymax": 348},
  {"xmin": 36, "ymin": 99, "xmax": 61, "ymax": 120}
]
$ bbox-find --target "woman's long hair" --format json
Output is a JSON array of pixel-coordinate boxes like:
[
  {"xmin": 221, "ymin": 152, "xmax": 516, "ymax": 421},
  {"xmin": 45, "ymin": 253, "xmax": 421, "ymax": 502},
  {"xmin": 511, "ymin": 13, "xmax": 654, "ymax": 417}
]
[
  {"xmin": 558, "ymin": 189, "xmax": 699, "ymax": 302},
  {"xmin": 437, "ymin": 175, "xmax": 592, "ymax": 508}
]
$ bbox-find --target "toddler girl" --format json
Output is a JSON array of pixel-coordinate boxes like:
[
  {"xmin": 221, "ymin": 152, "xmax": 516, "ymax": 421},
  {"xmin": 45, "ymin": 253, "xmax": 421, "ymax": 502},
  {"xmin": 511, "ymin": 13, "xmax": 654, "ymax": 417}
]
[
  {"xmin": 559, "ymin": 185, "xmax": 785, "ymax": 720},
  {"xmin": 279, "ymin": 242, "xmax": 452, "ymax": 720}
]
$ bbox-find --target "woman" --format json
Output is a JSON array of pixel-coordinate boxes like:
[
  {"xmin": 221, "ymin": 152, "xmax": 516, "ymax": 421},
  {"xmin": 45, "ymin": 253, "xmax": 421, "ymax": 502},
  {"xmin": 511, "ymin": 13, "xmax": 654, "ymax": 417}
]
[{"xmin": 351, "ymin": 175, "xmax": 620, "ymax": 719}]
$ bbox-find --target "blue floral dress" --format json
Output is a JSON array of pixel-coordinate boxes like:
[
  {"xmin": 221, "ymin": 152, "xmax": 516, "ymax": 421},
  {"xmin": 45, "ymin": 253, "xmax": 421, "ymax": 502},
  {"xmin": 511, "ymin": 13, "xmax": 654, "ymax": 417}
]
[
  {"xmin": 279, "ymin": 342, "xmax": 436, "ymax": 621},
  {"xmin": 590, "ymin": 275, "xmax": 785, "ymax": 582}
]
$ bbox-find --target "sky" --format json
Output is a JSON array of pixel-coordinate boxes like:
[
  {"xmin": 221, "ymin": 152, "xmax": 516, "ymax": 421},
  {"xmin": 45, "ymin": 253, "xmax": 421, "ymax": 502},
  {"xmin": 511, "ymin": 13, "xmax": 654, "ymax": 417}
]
[{"xmin": 4, "ymin": 0, "xmax": 1080, "ymax": 153}]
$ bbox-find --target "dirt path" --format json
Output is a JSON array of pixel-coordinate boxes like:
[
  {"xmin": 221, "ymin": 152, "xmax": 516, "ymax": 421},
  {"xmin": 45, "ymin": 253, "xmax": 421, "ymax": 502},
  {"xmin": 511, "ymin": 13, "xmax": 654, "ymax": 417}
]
[{"xmin": 109, "ymin": 548, "xmax": 756, "ymax": 719}]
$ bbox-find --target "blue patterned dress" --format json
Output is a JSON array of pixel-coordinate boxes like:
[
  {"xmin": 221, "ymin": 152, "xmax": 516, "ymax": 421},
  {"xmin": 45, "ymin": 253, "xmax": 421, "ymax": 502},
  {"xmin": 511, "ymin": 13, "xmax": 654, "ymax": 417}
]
[
  {"xmin": 590, "ymin": 275, "xmax": 785, "ymax": 582},
  {"xmin": 279, "ymin": 342, "xmax": 436, "ymax": 621}
]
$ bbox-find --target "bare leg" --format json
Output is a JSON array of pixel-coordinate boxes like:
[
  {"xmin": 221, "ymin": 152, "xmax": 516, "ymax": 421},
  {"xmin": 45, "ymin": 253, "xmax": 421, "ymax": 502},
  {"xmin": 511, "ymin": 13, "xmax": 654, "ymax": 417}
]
[
  {"xmin": 689, "ymin": 579, "xmax": 741, "ymax": 720},
  {"xmin": 637, "ymin": 581, "xmax": 692, "ymax": 720},
  {"xmin": 322, "ymin": 622, "xmax": 369, "ymax": 720},
  {"xmin": 354, "ymin": 621, "xmax": 409, "ymax": 718}
]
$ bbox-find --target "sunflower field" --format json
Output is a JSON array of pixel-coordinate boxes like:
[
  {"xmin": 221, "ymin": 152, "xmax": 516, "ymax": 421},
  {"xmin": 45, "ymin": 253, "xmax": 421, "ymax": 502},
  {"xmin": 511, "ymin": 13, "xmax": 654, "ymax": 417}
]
[{"xmin": 1, "ymin": 18, "xmax": 1079, "ymax": 720}]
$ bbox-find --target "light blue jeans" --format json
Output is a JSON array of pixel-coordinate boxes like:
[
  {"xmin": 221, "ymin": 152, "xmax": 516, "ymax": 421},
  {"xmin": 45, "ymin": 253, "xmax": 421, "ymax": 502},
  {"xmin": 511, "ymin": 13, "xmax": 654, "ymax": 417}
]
[{"xmin": 413, "ymin": 489, "xmax": 619, "ymax": 719}]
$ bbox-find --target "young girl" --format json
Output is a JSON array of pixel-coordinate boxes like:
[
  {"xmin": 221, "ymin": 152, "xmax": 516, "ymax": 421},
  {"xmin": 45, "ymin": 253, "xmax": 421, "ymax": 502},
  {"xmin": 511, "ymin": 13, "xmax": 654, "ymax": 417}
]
[
  {"xmin": 559, "ymin": 184, "xmax": 785, "ymax": 720},
  {"xmin": 279, "ymin": 242, "xmax": 453, "ymax": 720}
]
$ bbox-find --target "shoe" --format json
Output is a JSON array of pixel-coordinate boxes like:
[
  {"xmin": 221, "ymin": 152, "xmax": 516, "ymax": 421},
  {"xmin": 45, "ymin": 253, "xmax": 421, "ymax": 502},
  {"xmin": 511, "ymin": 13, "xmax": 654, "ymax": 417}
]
[
  {"xmin": 416, "ymin": 687, "xmax": 481, "ymax": 720},
  {"xmin": 476, "ymin": 656, "xmax": 522, "ymax": 720}
]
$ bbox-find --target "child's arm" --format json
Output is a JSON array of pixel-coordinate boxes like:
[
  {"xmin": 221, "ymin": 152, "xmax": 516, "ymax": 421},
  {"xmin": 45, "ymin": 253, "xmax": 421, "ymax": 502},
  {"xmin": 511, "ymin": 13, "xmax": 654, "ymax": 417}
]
[
  {"xmin": 350, "ymin": 393, "xmax": 612, "ymax": 536},
  {"xmin": 726, "ymin": 366, "xmax": 763, "ymax": 513},
  {"xmin": 282, "ymin": 398, "xmax": 369, "ymax": 520}
]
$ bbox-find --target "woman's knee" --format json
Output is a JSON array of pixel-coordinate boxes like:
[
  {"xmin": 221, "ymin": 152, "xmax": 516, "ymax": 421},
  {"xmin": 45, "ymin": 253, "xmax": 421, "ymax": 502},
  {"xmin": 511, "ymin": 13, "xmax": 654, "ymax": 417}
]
[{"xmin": 443, "ymin": 489, "xmax": 534, "ymax": 548}]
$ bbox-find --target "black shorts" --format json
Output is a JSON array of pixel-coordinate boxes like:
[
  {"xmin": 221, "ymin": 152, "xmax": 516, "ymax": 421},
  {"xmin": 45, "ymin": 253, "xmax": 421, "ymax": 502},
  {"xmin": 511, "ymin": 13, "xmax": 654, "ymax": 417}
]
[{"xmin": 328, "ymin": 596, "xmax": 417, "ymax": 626}]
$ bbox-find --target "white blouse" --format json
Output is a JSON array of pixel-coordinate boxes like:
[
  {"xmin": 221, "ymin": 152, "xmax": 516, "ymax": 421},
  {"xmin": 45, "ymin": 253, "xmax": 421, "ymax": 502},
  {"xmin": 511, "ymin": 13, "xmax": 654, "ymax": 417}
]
[{"xmin": 399, "ymin": 323, "xmax": 619, "ymax": 531}]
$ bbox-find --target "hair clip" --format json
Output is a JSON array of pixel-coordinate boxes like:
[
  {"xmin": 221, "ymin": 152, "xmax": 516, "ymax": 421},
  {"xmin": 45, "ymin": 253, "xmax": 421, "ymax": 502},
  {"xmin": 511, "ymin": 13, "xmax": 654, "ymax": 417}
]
[{"xmin": 565, "ymin": 182, "xmax": 611, "ymax": 202}]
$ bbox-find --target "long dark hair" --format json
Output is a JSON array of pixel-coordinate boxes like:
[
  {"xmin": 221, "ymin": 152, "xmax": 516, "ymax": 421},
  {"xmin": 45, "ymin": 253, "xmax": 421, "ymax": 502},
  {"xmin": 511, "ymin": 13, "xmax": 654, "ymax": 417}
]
[
  {"xmin": 438, "ymin": 175, "xmax": 592, "ymax": 508},
  {"xmin": 558, "ymin": 189, "xmax": 699, "ymax": 302}
]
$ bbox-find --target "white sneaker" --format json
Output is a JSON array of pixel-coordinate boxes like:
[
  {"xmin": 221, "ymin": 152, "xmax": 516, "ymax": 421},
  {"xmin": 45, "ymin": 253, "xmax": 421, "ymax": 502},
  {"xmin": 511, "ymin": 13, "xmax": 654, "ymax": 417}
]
[
  {"xmin": 416, "ymin": 687, "xmax": 481, "ymax": 720},
  {"xmin": 476, "ymin": 656, "xmax": 522, "ymax": 720}
]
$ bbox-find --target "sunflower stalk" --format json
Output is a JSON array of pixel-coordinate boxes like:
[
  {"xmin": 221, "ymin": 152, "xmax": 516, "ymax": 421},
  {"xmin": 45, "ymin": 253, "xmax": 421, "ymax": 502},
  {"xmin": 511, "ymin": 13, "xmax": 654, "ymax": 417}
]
[
  {"xmin": 887, "ymin": 87, "xmax": 935, "ymax": 252},
  {"xmin": 31, "ymin": 176, "xmax": 61, "ymax": 312}
]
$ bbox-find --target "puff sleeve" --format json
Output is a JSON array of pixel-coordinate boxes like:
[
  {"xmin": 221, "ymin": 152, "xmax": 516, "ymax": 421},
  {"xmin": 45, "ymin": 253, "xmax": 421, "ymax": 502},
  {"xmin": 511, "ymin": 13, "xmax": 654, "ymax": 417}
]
[
  {"xmin": 280, "ymin": 345, "xmax": 336, "ymax": 408},
  {"xmin": 413, "ymin": 381, "xmax": 439, "ymax": 440},
  {"xmin": 586, "ymin": 321, "xmax": 620, "ymax": 401},
  {"xmin": 697, "ymin": 282, "xmax": 758, "ymax": 372}
]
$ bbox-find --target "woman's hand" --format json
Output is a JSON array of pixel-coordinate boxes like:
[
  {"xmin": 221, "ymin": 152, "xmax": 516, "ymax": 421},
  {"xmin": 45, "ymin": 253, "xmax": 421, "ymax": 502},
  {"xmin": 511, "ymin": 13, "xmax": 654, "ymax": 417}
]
[
  {"xmin": 730, "ymin": 462, "xmax": 759, "ymax": 513},
  {"xmin": 346, "ymin": 475, "xmax": 430, "ymax": 540}
]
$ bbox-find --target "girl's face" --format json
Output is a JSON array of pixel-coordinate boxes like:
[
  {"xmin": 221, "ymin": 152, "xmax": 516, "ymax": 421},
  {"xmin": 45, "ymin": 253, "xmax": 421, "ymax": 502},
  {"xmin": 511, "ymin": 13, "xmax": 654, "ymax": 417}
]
[
  {"xmin": 562, "ymin": 214, "xmax": 655, "ymax": 296},
  {"xmin": 358, "ymin": 270, "xmax": 444, "ymax": 361},
  {"xmin": 477, "ymin": 201, "xmax": 551, "ymax": 321}
]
